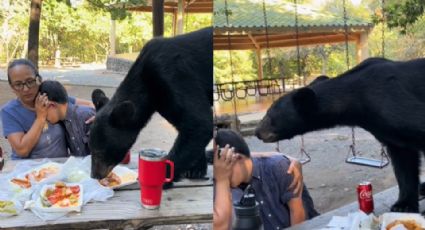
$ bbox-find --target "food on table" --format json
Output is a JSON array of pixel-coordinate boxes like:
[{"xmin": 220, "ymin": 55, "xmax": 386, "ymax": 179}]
[
  {"xmin": 99, "ymin": 172, "xmax": 121, "ymax": 187},
  {"xmin": 10, "ymin": 178, "xmax": 31, "ymax": 188},
  {"xmin": 40, "ymin": 182, "xmax": 81, "ymax": 208},
  {"xmin": 10, "ymin": 165, "xmax": 60, "ymax": 188},
  {"xmin": 0, "ymin": 201, "xmax": 17, "ymax": 215},
  {"xmin": 386, "ymin": 219, "xmax": 423, "ymax": 230}
]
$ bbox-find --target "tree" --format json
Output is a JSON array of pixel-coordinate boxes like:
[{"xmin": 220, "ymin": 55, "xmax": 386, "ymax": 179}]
[
  {"xmin": 28, "ymin": 0, "xmax": 42, "ymax": 67},
  {"xmin": 383, "ymin": 0, "xmax": 425, "ymax": 33},
  {"xmin": 26, "ymin": 0, "xmax": 147, "ymax": 67}
]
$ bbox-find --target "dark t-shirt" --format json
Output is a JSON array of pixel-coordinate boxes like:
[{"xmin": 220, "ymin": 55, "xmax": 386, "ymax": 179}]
[
  {"xmin": 62, "ymin": 103, "xmax": 95, "ymax": 156},
  {"xmin": 232, "ymin": 155, "xmax": 319, "ymax": 229}
]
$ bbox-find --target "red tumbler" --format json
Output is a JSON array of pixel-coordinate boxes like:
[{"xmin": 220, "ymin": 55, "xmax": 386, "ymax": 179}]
[{"xmin": 138, "ymin": 149, "xmax": 174, "ymax": 209}]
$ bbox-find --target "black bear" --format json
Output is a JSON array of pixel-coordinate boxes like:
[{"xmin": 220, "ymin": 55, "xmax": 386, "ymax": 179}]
[
  {"xmin": 255, "ymin": 57, "xmax": 425, "ymax": 213},
  {"xmin": 89, "ymin": 27, "xmax": 213, "ymax": 183}
]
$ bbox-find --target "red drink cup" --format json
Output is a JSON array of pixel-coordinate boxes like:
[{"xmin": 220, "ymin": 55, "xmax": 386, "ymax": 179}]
[
  {"xmin": 357, "ymin": 181, "xmax": 374, "ymax": 214},
  {"xmin": 138, "ymin": 149, "xmax": 174, "ymax": 209},
  {"xmin": 121, "ymin": 151, "xmax": 131, "ymax": 164}
]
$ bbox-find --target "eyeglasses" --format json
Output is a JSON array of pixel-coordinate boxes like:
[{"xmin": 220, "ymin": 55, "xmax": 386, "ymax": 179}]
[{"xmin": 10, "ymin": 77, "xmax": 39, "ymax": 91}]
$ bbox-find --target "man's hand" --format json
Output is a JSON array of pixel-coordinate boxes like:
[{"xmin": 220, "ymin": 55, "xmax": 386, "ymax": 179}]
[
  {"xmin": 213, "ymin": 144, "xmax": 237, "ymax": 230},
  {"xmin": 214, "ymin": 145, "xmax": 237, "ymax": 182},
  {"xmin": 35, "ymin": 93, "xmax": 48, "ymax": 120},
  {"xmin": 85, "ymin": 115, "xmax": 95, "ymax": 124},
  {"xmin": 287, "ymin": 159, "xmax": 303, "ymax": 197}
]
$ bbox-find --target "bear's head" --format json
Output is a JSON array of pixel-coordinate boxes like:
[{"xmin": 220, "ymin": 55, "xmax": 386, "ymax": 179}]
[
  {"xmin": 255, "ymin": 76, "xmax": 329, "ymax": 142},
  {"xmin": 89, "ymin": 89, "xmax": 139, "ymax": 179}
]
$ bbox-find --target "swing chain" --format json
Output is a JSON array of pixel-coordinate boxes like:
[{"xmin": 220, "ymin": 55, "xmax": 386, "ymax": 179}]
[
  {"xmin": 350, "ymin": 127, "xmax": 357, "ymax": 157},
  {"xmin": 261, "ymin": 0, "xmax": 281, "ymax": 152},
  {"xmin": 294, "ymin": 0, "xmax": 308, "ymax": 161},
  {"xmin": 342, "ymin": 0, "xmax": 350, "ymax": 70},
  {"xmin": 224, "ymin": 0, "xmax": 239, "ymax": 131},
  {"xmin": 381, "ymin": 0, "xmax": 385, "ymax": 58}
]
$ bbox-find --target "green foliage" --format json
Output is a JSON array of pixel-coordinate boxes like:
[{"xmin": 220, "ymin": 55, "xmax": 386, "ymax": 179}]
[
  {"xmin": 213, "ymin": 0, "xmax": 425, "ymax": 84},
  {"xmin": 0, "ymin": 0, "xmax": 211, "ymax": 64},
  {"xmin": 383, "ymin": 0, "xmax": 425, "ymax": 33}
]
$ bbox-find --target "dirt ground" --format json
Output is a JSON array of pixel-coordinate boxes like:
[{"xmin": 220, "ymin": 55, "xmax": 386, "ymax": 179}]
[{"xmin": 1, "ymin": 80, "xmax": 422, "ymax": 229}]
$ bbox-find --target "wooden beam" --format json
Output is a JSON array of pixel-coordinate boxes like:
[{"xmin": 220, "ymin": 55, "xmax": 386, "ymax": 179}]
[
  {"xmin": 247, "ymin": 33, "xmax": 260, "ymax": 50},
  {"xmin": 256, "ymin": 49, "xmax": 263, "ymax": 80},
  {"xmin": 213, "ymin": 35, "xmax": 358, "ymax": 50}
]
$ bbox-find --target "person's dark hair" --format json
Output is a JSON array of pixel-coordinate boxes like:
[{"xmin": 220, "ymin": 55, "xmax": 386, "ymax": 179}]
[
  {"xmin": 7, "ymin": 59, "xmax": 40, "ymax": 84},
  {"xmin": 39, "ymin": 80, "xmax": 68, "ymax": 104},
  {"xmin": 215, "ymin": 129, "xmax": 251, "ymax": 157}
]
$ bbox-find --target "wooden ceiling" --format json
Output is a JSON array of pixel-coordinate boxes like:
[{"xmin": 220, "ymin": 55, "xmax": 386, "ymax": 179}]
[{"xmin": 213, "ymin": 27, "xmax": 371, "ymax": 50}]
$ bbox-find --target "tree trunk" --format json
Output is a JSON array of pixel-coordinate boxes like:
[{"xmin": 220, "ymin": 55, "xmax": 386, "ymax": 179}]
[
  {"xmin": 152, "ymin": 0, "xmax": 164, "ymax": 37},
  {"xmin": 28, "ymin": 0, "xmax": 42, "ymax": 67}
]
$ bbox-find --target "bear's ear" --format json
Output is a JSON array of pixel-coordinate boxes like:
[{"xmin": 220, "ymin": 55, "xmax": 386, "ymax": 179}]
[
  {"xmin": 92, "ymin": 89, "xmax": 109, "ymax": 111},
  {"xmin": 308, "ymin": 75, "xmax": 329, "ymax": 86},
  {"xmin": 292, "ymin": 88, "xmax": 317, "ymax": 115},
  {"xmin": 109, "ymin": 101, "xmax": 136, "ymax": 128}
]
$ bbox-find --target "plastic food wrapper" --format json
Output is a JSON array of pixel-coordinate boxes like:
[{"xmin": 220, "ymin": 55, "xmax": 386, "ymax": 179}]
[
  {"xmin": 0, "ymin": 157, "xmax": 114, "ymax": 221},
  {"xmin": 0, "ymin": 192, "xmax": 23, "ymax": 218},
  {"xmin": 325, "ymin": 211, "xmax": 379, "ymax": 230}
]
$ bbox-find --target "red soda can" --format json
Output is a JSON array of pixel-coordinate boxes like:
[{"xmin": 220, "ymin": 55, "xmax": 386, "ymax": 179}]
[{"xmin": 357, "ymin": 181, "xmax": 374, "ymax": 214}]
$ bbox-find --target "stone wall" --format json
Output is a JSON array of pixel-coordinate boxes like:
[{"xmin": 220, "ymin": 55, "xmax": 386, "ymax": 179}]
[{"xmin": 106, "ymin": 56, "xmax": 134, "ymax": 73}]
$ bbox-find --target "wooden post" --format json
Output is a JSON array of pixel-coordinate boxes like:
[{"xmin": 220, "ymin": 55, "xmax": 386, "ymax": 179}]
[
  {"xmin": 256, "ymin": 49, "xmax": 263, "ymax": 81},
  {"xmin": 172, "ymin": 10, "xmax": 177, "ymax": 36},
  {"xmin": 176, "ymin": 0, "xmax": 185, "ymax": 35},
  {"xmin": 356, "ymin": 32, "xmax": 369, "ymax": 63},
  {"xmin": 109, "ymin": 19, "xmax": 116, "ymax": 56},
  {"xmin": 247, "ymin": 33, "xmax": 263, "ymax": 81},
  {"xmin": 152, "ymin": 0, "xmax": 164, "ymax": 37}
]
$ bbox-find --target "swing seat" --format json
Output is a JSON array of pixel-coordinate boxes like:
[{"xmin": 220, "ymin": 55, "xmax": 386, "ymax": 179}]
[{"xmin": 345, "ymin": 156, "xmax": 389, "ymax": 168}]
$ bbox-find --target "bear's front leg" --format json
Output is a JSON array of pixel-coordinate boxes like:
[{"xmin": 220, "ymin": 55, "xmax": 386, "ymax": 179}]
[
  {"xmin": 387, "ymin": 144, "xmax": 420, "ymax": 213},
  {"xmin": 166, "ymin": 112, "xmax": 212, "ymax": 183}
]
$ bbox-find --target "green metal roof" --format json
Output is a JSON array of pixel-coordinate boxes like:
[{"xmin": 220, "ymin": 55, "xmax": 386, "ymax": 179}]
[{"xmin": 214, "ymin": 0, "xmax": 373, "ymax": 30}]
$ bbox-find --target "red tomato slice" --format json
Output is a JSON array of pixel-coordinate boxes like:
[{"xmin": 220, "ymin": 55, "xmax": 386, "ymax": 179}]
[{"xmin": 70, "ymin": 186, "xmax": 80, "ymax": 194}]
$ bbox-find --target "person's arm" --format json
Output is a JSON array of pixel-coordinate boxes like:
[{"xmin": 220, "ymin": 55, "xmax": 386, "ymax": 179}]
[
  {"xmin": 274, "ymin": 158, "xmax": 306, "ymax": 226},
  {"xmin": 252, "ymin": 152, "xmax": 303, "ymax": 196},
  {"xmin": 288, "ymin": 195, "xmax": 306, "ymax": 226},
  {"xmin": 6, "ymin": 94, "xmax": 48, "ymax": 157},
  {"xmin": 213, "ymin": 145, "xmax": 236, "ymax": 230}
]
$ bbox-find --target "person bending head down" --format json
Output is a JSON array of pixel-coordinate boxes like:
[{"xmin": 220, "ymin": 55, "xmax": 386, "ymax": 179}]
[
  {"xmin": 40, "ymin": 80, "xmax": 95, "ymax": 157},
  {"xmin": 213, "ymin": 129, "xmax": 319, "ymax": 229}
]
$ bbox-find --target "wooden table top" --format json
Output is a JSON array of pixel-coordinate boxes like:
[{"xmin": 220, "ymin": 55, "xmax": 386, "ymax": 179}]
[
  {"xmin": 0, "ymin": 158, "xmax": 213, "ymax": 230},
  {"xmin": 288, "ymin": 186, "xmax": 425, "ymax": 230}
]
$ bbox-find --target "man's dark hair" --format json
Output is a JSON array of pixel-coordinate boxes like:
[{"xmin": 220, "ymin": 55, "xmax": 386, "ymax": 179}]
[
  {"xmin": 7, "ymin": 59, "xmax": 40, "ymax": 84},
  {"xmin": 215, "ymin": 129, "xmax": 250, "ymax": 157},
  {"xmin": 39, "ymin": 80, "xmax": 68, "ymax": 104}
]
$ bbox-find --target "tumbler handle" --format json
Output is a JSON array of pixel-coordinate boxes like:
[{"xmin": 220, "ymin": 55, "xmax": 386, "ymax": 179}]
[{"xmin": 164, "ymin": 160, "xmax": 174, "ymax": 183}]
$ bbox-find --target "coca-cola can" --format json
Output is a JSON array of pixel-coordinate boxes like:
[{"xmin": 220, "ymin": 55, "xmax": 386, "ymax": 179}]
[{"xmin": 357, "ymin": 181, "xmax": 374, "ymax": 214}]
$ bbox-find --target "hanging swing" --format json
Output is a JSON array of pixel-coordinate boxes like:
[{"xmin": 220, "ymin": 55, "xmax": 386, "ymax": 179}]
[
  {"xmin": 261, "ymin": 0, "xmax": 311, "ymax": 164},
  {"xmin": 343, "ymin": 0, "xmax": 389, "ymax": 168}
]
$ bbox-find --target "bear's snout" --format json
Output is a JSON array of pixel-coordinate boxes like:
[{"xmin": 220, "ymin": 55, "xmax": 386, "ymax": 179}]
[{"xmin": 255, "ymin": 117, "xmax": 278, "ymax": 142}]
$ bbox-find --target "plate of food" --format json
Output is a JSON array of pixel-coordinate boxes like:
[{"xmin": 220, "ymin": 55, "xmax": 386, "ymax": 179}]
[
  {"xmin": 10, "ymin": 162, "xmax": 62, "ymax": 189},
  {"xmin": 0, "ymin": 200, "xmax": 20, "ymax": 217},
  {"xmin": 36, "ymin": 182, "xmax": 83, "ymax": 212},
  {"xmin": 99, "ymin": 165, "xmax": 138, "ymax": 189},
  {"xmin": 381, "ymin": 212, "xmax": 425, "ymax": 230}
]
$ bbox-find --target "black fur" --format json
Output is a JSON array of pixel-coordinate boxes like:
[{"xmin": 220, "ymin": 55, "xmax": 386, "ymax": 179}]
[
  {"xmin": 89, "ymin": 28, "xmax": 213, "ymax": 183},
  {"xmin": 256, "ymin": 57, "xmax": 425, "ymax": 212}
]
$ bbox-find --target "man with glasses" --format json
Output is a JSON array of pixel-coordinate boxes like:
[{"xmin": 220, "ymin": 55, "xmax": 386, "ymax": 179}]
[{"xmin": 1, "ymin": 59, "xmax": 93, "ymax": 159}]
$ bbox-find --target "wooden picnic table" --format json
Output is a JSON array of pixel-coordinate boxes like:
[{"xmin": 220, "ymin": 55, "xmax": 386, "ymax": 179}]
[
  {"xmin": 288, "ymin": 186, "xmax": 425, "ymax": 229},
  {"xmin": 0, "ymin": 158, "xmax": 213, "ymax": 230}
]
